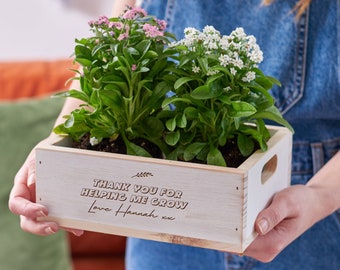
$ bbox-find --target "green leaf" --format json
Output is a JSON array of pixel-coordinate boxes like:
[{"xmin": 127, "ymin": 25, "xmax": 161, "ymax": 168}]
[
  {"xmin": 251, "ymin": 107, "xmax": 294, "ymax": 133},
  {"xmin": 197, "ymin": 57, "xmax": 209, "ymax": 74},
  {"xmin": 127, "ymin": 47, "xmax": 140, "ymax": 56},
  {"xmin": 198, "ymin": 110, "xmax": 216, "ymax": 126},
  {"xmin": 53, "ymin": 90, "xmax": 87, "ymax": 103},
  {"xmin": 174, "ymin": 77, "xmax": 195, "ymax": 90},
  {"xmin": 123, "ymin": 47, "xmax": 136, "ymax": 65},
  {"xmin": 144, "ymin": 50, "xmax": 159, "ymax": 59},
  {"xmin": 141, "ymin": 117, "xmax": 164, "ymax": 139},
  {"xmin": 238, "ymin": 125, "xmax": 267, "ymax": 152},
  {"xmin": 53, "ymin": 124, "xmax": 67, "ymax": 135},
  {"xmin": 75, "ymin": 58, "xmax": 92, "ymax": 67},
  {"xmin": 207, "ymin": 147, "xmax": 226, "ymax": 167},
  {"xmin": 237, "ymin": 133, "xmax": 254, "ymax": 156},
  {"xmin": 100, "ymin": 89, "xmax": 124, "ymax": 114},
  {"xmin": 74, "ymin": 44, "xmax": 92, "ymax": 59},
  {"xmin": 101, "ymin": 74, "xmax": 125, "ymax": 83},
  {"xmin": 191, "ymin": 85, "xmax": 211, "ymax": 99},
  {"xmin": 165, "ymin": 131, "xmax": 180, "ymax": 146},
  {"xmin": 218, "ymin": 119, "xmax": 229, "ymax": 146},
  {"xmin": 176, "ymin": 113, "xmax": 187, "ymax": 128},
  {"xmin": 139, "ymin": 67, "xmax": 150, "ymax": 73},
  {"xmin": 135, "ymin": 39, "xmax": 151, "ymax": 57},
  {"xmin": 254, "ymin": 76, "xmax": 273, "ymax": 90},
  {"xmin": 91, "ymin": 43, "xmax": 109, "ymax": 56},
  {"xmin": 166, "ymin": 118, "xmax": 176, "ymax": 131},
  {"xmin": 179, "ymin": 130, "xmax": 196, "ymax": 145},
  {"xmin": 247, "ymin": 83, "xmax": 274, "ymax": 104},
  {"xmin": 230, "ymin": 101, "xmax": 257, "ymax": 117},
  {"xmin": 218, "ymin": 94, "xmax": 232, "ymax": 105},
  {"xmin": 266, "ymin": 76, "xmax": 281, "ymax": 87},
  {"xmin": 183, "ymin": 142, "xmax": 206, "ymax": 161},
  {"xmin": 184, "ymin": 107, "xmax": 198, "ymax": 120},
  {"xmin": 162, "ymin": 96, "xmax": 192, "ymax": 108},
  {"xmin": 125, "ymin": 141, "xmax": 152, "ymax": 157}
]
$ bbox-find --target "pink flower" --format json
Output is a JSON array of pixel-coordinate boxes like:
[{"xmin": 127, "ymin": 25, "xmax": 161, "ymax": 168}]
[
  {"xmin": 97, "ymin": 15, "xmax": 109, "ymax": 25},
  {"xmin": 118, "ymin": 33, "xmax": 129, "ymax": 41},
  {"xmin": 108, "ymin": 21, "xmax": 123, "ymax": 30},
  {"xmin": 143, "ymin": 23, "xmax": 164, "ymax": 38},
  {"xmin": 131, "ymin": 64, "xmax": 137, "ymax": 71},
  {"xmin": 88, "ymin": 20, "xmax": 95, "ymax": 27},
  {"xmin": 157, "ymin": 19, "xmax": 167, "ymax": 31},
  {"xmin": 122, "ymin": 7, "xmax": 147, "ymax": 19},
  {"xmin": 117, "ymin": 25, "xmax": 130, "ymax": 41}
]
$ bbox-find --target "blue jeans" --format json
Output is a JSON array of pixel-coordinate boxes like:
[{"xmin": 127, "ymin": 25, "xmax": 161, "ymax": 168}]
[{"xmin": 125, "ymin": 0, "xmax": 340, "ymax": 269}]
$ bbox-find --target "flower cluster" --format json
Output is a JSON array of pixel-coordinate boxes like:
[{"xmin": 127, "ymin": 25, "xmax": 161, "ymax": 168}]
[
  {"xmin": 88, "ymin": 9, "xmax": 167, "ymax": 42},
  {"xmin": 171, "ymin": 26, "xmax": 263, "ymax": 83}
]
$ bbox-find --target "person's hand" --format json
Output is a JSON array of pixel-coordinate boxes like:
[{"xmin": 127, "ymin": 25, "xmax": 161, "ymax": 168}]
[
  {"xmin": 244, "ymin": 184, "xmax": 331, "ymax": 262},
  {"xmin": 8, "ymin": 142, "xmax": 84, "ymax": 236}
]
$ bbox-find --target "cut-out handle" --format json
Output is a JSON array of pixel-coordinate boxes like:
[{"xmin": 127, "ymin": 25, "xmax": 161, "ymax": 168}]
[{"xmin": 261, "ymin": 155, "xmax": 278, "ymax": 184}]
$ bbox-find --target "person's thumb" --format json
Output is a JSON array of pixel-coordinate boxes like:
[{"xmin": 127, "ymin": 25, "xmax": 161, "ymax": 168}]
[{"xmin": 254, "ymin": 195, "xmax": 289, "ymax": 235}]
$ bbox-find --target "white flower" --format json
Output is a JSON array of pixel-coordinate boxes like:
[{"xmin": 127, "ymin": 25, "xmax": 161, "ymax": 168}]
[
  {"xmin": 242, "ymin": 71, "xmax": 256, "ymax": 82},
  {"xmin": 224, "ymin": 86, "xmax": 232, "ymax": 92},
  {"xmin": 192, "ymin": 65, "xmax": 201, "ymax": 73},
  {"xmin": 205, "ymin": 40, "xmax": 218, "ymax": 50},
  {"xmin": 230, "ymin": 67, "xmax": 237, "ymax": 76},
  {"xmin": 90, "ymin": 137, "xmax": 99, "ymax": 146},
  {"xmin": 203, "ymin": 25, "xmax": 220, "ymax": 36},
  {"xmin": 232, "ymin": 57, "xmax": 244, "ymax": 69},
  {"xmin": 218, "ymin": 54, "xmax": 231, "ymax": 67},
  {"xmin": 247, "ymin": 35, "xmax": 257, "ymax": 46},
  {"xmin": 207, "ymin": 69, "xmax": 219, "ymax": 76},
  {"xmin": 219, "ymin": 36, "xmax": 230, "ymax": 50},
  {"xmin": 229, "ymin": 41, "xmax": 241, "ymax": 50},
  {"xmin": 231, "ymin": 27, "xmax": 247, "ymax": 39},
  {"xmin": 248, "ymin": 44, "xmax": 263, "ymax": 63},
  {"xmin": 184, "ymin": 27, "xmax": 199, "ymax": 36}
]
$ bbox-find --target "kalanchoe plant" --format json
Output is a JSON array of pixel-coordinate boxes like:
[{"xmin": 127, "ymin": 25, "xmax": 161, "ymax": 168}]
[
  {"xmin": 159, "ymin": 26, "xmax": 294, "ymax": 166},
  {"xmin": 54, "ymin": 7, "xmax": 177, "ymax": 157}
]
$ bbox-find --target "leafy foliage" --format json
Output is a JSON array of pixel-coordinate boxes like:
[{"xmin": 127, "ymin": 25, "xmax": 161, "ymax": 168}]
[
  {"xmin": 159, "ymin": 26, "xmax": 294, "ymax": 166},
  {"xmin": 54, "ymin": 9, "xmax": 293, "ymax": 166},
  {"xmin": 54, "ymin": 7, "xmax": 176, "ymax": 157}
]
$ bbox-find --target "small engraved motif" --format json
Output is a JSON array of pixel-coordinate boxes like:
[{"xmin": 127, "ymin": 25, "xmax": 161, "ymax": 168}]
[{"xmin": 131, "ymin": 172, "xmax": 154, "ymax": 178}]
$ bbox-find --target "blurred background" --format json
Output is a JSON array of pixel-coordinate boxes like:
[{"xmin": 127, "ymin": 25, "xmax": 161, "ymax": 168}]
[
  {"xmin": 0, "ymin": 1, "xmax": 128, "ymax": 269},
  {"xmin": 0, "ymin": 0, "xmax": 114, "ymax": 61}
]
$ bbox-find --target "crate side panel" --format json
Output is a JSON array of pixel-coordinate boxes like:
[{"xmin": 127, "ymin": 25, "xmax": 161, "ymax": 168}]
[
  {"xmin": 36, "ymin": 148, "xmax": 245, "ymax": 246},
  {"xmin": 243, "ymin": 128, "xmax": 292, "ymax": 249}
]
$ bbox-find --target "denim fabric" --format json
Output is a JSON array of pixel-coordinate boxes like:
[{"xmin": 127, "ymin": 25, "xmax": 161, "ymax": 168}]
[{"xmin": 126, "ymin": 0, "xmax": 340, "ymax": 269}]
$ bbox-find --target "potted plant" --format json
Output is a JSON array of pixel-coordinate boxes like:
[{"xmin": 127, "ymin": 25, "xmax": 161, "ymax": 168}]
[
  {"xmin": 159, "ymin": 26, "xmax": 293, "ymax": 167},
  {"xmin": 36, "ymin": 7, "xmax": 293, "ymax": 253},
  {"xmin": 53, "ymin": 7, "xmax": 176, "ymax": 158}
]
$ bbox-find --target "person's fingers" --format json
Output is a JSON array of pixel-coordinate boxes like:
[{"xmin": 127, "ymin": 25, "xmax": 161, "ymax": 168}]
[
  {"xmin": 9, "ymin": 181, "xmax": 48, "ymax": 217},
  {"xmin": 9, "ymin": 150, "xmax": 84, "ymax": 237},
  {"xmin": 20, "ymin": 215, "xmax": 59, "ymax": 236},
  {"xmin": 254, "ymin": 187, "xmax": 300, "ymax": 235},
  {"xmin": 61, "ymin": 227, "xmax": 85, "ymax": 237},
  {"xmin": 244, "ymin": 219, "xmax": 294, "ymax": 262},
  {"xmin": 245, "ymin": 185, "xmax": 314, "ymax": 262}
]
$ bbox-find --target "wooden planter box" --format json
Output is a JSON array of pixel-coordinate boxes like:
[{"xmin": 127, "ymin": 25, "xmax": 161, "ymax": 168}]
[{"xmin": 36, "ymin": 125, "xmax": 292, "ymax": 253}]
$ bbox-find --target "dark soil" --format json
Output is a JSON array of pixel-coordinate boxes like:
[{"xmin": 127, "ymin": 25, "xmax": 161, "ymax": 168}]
[
  {"xmin": 72, "ymin": 133, "xmax": 163, "ymax": 158},
  {"xmin": 72, "ymin": 133, "xmax": 252, "ymax": 168}
]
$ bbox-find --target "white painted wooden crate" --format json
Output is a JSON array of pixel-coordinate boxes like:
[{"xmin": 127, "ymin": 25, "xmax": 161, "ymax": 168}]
[{"xmin": 36, "ymin": 125, "xmax": 292, "ymax": 253}]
